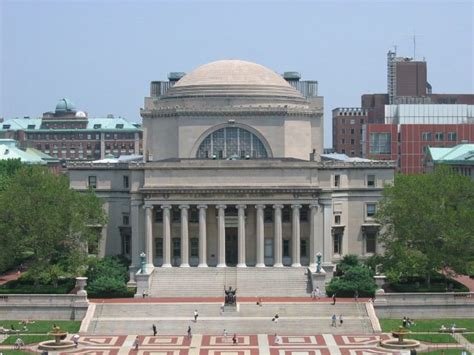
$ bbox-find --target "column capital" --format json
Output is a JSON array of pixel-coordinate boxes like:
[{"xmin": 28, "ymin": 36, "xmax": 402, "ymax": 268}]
[
  {"xmin": 309, "ymin": 203, "xmax": 320, "ymax": 209},
  {"xmin": 197, "ymin": 204, "xmax": 208, "ymax": 209},
  {"xmin": 236, "ymin": 204, "xmax": 247, "ymax": 209},
  {"xmin": 272, "ymin": 204, "xmax": 284, "ymax": 210},
  {"xmin": 291, "ymin": 204, "xmax": 302, "ymax": 209},
  {"xmin": 178, "ymin": 204, "xmax": 190, "ymax": 210},
  {"xmin": 216, "ymin": 204, "xmax": 227, "ymax": 210},
  {"xmin": 255, "ymin": 204, "xmax": 266, "ymax": 210},
  {"xmin": 161, "ymin": 204, "xmax": 172, "ymax": 210},
  {"xmin": 143, "ymin": 204, "xmax": 154, "ymax": 210}
]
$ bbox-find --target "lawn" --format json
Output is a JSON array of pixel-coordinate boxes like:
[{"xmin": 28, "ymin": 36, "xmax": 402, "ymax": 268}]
[
  {"xmin": 380, "ymin": 319, "xmax": 474, "ymax": 333},
  {"xmin": 463, "ymin": 333, "xmax": 474, "ymax": 343},
  {"xmin": 0, "ymin": 351, "xmax": 35, "ymax": 355},
  {"xmin": 0, "ymin": 320, "xmax": 80, "ymax": 334},
  {"xmin": 419, "ymin": 350, "xmax": 471, "ymax": 355},
  {"xmin": 406, "ymin": 333, "xmax": 457, "ymax": 343},
  {"xmin": 1, "ymin": 334, "xmax": 53, "ymax": 345}
]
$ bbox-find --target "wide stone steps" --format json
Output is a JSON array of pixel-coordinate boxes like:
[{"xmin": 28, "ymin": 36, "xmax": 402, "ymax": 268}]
[
  {"xmin": 87, "ymin": 302, "xmax": 373, "ymax": 335},
  {"xmin": 149, "ymin": 267, "xmax": 311, "ymax": 297}
]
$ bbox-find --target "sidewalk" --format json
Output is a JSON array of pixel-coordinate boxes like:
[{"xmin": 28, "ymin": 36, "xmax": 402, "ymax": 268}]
[
  {"xmin": 452, "ymin": 274, "xmax": 474, "ymax": 292},
  {"xmin": 0, "ymin": 270, "xmax": 22, "ymax": 286},
  {"xmin": 90, "ymin": 296, "xmax": 371, "ymax": 303}
]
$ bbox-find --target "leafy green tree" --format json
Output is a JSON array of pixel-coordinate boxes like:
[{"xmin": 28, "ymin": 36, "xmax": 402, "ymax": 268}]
[
  {"xmin": 326, "ymin": 263, "xmax": 377, "ymax": 297},
  {"xmin": 0, "ymin": 159, "xmax": 23, "ymax": 192},
  {"xmin": 0, "ymin": 166, "xmax": 106, "ymax": 287},
  {"xmin": 376, "ymin": 166, "xmax": 474, "ymax": 286}
]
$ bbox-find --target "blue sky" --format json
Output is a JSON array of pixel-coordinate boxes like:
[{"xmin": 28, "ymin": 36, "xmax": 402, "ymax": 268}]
[{"xmin": 1, "ymin": 0, "xmax": 472, "ymax": 147}]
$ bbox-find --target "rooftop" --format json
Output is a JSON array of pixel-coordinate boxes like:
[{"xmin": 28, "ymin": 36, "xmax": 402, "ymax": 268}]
[{"xmin": 428, "ymin": 144, "xmax": 474, "ymax": 165}]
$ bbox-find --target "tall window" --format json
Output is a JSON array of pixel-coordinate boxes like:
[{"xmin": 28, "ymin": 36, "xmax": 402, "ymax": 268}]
[
  {"xmin": 334, "ymin": 174, "xmax": 340, "ymax": 188},
  {"xmin": 155, "ymin": 238, "xmax": 163, "ymax": 257},
  {"xmin": 122, "ymin": 214, "xmax": 129, "ymax": 226},
  {"xmin": 196, "ymin": 127, "xmax": 268, "ymax": 159},
  {"xmin": 369, "ymin": 133, "xmax": 391, "ymax": 154},
  {"xmin": 283, "ymin": 240, "xmax": 290, "ymax": 257},
  {"xmin": 300, "ymin": 240, "xmax": 307, "ymax": 257},
  {"xmin": 88, "ymin": 176, "xmax": 97, "ymax": 189},
  {"xmin": 366, "ymin": 203, "xmax": 376, "ymax": 218},
  {"xmin": 447, "ymin": 132, "xmax": 457, "ymax": 141},
  {"xmin": 367, "ymin": 174, "xmax": 375, "ymax": 187},
  {"xmin": 123, "ymin": 176, "xmax": 129, "ymax": 189},
  {"xmin": 435, "ymin": 132, "xmax": 444, "ymax": 141},
  {"xmin": 422, "ymin": 132, "xmax": 432, "ymax": 141},
  {"xmin": 190, "ymin": 238, "xmax": 199, "ymax": 257},
  {"xmin": 365, "ymin": 232, "xmax": 377, "ymax": 253},
  {"xmin": 121, "ymin": 235, "xmax": 131, "ymax": 256},
  {"xmin": 264, "ymin": 208, "xmax": 273, "ymax": 223},
  {"xmin": 172, "ymin": 238, "xmax": 181, "ymax": 258},
  {"xmin": 282, "ymin": 207, "xmax": 291, "ymax": 223},
  {"xmin": 333, "ymin": 233, "xmax": 342, "ymax": 254},
  {"xmin": 155, "ymin": 209, "xmax": 163, "ymax": 222},
  {"xmin": 264, "ymin": 239, "xmax": 273, "ymax": 258}
]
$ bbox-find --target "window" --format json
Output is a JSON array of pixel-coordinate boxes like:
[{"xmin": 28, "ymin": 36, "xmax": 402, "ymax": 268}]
[
  {"xmin": 189, "ymin": 208, "xmax": 199, "ymax": 223},
  {"xmin": 350, "ymin": 119, "xmax": 355, "ymax": 124},
  {"xmin": 350, "ymin": 139, "xmax": 355, "ymax": 145},
  {"xmin": 122, "ymin": 214, "xmax": 129, "ymax": 225},
  {"xmin": 341, "ymin": 128, "xmax": 345, "ymax": 134},
  {"xmin": 341, "ymin": 138, "xmax": 345, "ymax": 144},
  {"xmin": 93, "ymin": 124, "xmax": 101, "ymax": 129},
  {"xmin": 116, "ymin": 124, "xmax": 124, "ymax": 129},
  {"xmin": 300, "ymin": 206, "xmax": 308, "ymax": 222},
  {"xmin": 334, "ymin": 174, "xmax": 340, "ymax": 188},
  {"xmin": 264, "ymin": 207, "xmax": 273, "ymax": 223},
  {"xmin": 172, "ymin": 207, "xmax": 181, "ymax": 222},
  {"xmin": 121, "ymin": 234, "xmax": 131, "ymax": 256},
  {"xmin": 422, "ymin": 132, "xmax": 432, "ymax": 141},
  {"xmin": 155, "ymin": 209, "xmax": 163, "ymax": 222},
  {"xmin": 27, "ymin": 124, "xmax": 36, "ymax": 129},
  {"xmin": 435, "ymin": 132, "xmax": 444, "ymax": 141},
  {"xmin": 365, "ymin": 232, "xmax": 377, "ymax": 253},
  {"xmin": 367, "ymin": 174, "xmax": 375, "ymax": 187},
  {"xmin": 2, "ymin": 124, "xmax": 11, "ymax": 129},
  {"xmin": 366, "ymin": 203, "xmax": 376, "ymax": 218},
  {"xmin": 172, "ymin": 238, "xmax": 181, "ymax": 258},
  {"xmin": 350, "ymin": 128, "xmax": 355, "ymax": 135},
  {"xmin": 155, "ymin": 238, "xmax": 163, "ymax": 257},
  {"xmin": 123, "ymin": 176, "xmax": 129, "ymax": 189},
  {"xmin": 88, "ymin": 176, "xmax": 97, "ymax": 189},
  {"xmin": 283, "ymin": 239, "xmax": 290, "ymax": 257},
  {"xmin": 333, "ymin": 233, "xmax": 342, "ymax": 254},
  {"xmin": 447, "ymin": 132, "xmax": 457, "ymax": 141},
  {"xmin": 190, "ymin": 238, "xmax": 199, "ymax": 257},
  {"xmin": 369, "ymin": 132, "xmax": 391, "ymax": 154},
  {"xmin": 300, "ymin": 239, "xmax": 307, "ymax": 257},
  {"xmin": 282, "ymin": 206, "xmax": 291, "ymax": 223},
  {"xmin": 334, "ymin": 215, "xmax": 341, "ymax": 225},
  {"xmin": 264, "ymin": 239, "xmax": 273, "ymax": 258}
]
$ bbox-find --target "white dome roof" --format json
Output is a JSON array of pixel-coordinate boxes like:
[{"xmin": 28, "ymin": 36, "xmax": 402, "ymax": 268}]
[{"xmin": 163, "ymin": 60, "xmax": 304, "ymax": 101}]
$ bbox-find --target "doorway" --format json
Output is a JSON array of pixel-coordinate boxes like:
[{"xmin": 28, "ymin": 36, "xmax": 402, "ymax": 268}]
[{"xmin": 225, "ymin": 228, "xmax": 238, "ymax": 266}]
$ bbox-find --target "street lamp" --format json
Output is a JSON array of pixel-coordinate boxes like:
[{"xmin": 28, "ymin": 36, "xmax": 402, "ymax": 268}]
[
  {"xmin": 316, "ymin": 252, "xmax": 322, "ymax": 273},
  {"xmin": 140, "ymin": 252, "xmax": 146, "ymax": 273}
]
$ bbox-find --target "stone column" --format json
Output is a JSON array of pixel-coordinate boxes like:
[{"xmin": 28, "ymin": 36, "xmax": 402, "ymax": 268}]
[
  {"xmin": 309, "ymin": 203, "xmax": 319, "ymax": 268},
  {"xmin": 255, "ymin": 204, "xmax": 265, "ymax": 267},
  {"xmin": 216, "ymin": 204, "xmax": 226, "ymax": 267},
  {"xmin": 197, "ymin": 205, "xmax": 208, "ymax": 267},
  {"xmin": 273, "ymin": 204, "xmax": 283, "ymax": 267},
  {"xmin": 144, "ymin": 205, "xmax": 154, "ymax": 271},
  {"xmin": 321, "ymin": 201, "xmax": 333, "ymax": 263},
  {"xmin": 179, "ymin": 205, "xmax": 190, "ymax": 267},
  {"xmin": 291, "ymin": 204, "xmax": 302, "ymax": 267},
  {"xmin": 161, "ymin": 205, "xmax": 172, "ymax": 267},
  {"xmin": 237, "ymin": 204, "xmax": 247, "ymax": 267}
]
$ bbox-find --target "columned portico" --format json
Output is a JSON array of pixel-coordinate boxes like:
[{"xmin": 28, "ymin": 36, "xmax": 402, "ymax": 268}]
[
  {"xmin": 161, "ymin": 205, "xmax": 172, "ymax": 267},
  {"xmin": 216, "ymin": 204, "xmax": 227, "ymax": 267},
  {"xmin": 236, "ymin": 204, "xmax": 247, "ymax": 267},
  {"xmin": 179, "ymin": 205, "xmax": 190, "ymax": 267},
  {"xmin": 144, "ymin": 204, "xmax": 154, "ymax": 272},
  {"xmin": 255, "ymin": 204, "xmax": 265, "ymax": 267},
  {"xmin": 197, "ymin": 205, "xmax": 208, "ymax": 267},
  {"xmin": 309, "ymin": 203, "xmax": 319, "ymax": 268},
  {"xmin": 273, "ymin": 204, "xmax": 283, "ymax": 267},
  {"xmin": 291, "ymin": 204, "xmax": 302, "ymax": 267}
]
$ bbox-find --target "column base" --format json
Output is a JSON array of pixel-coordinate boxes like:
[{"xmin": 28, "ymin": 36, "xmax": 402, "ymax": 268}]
[
  {"xmin": 180, "ymin": 263, "xmax": 190, "ymax": 267},
  {"xmin": 237, "ymin": 263, "xmax": 247, "ymax": 268},
  {"xmin": 161, "ymin": 263, "xmax": 172, "ymax": 268},
  {"xmin": 217, "ymin": 263, "xmax": 227, "ymax": 267},
  {"xmin": 273, "ymin": 262, "xmax": 284, "ymax": 267},
  {"xmin": 291, "ymin": 263, "xmax": 302, "ymax": 267},
  {"xmin": 197, "ymin": 263, "xmax": 208, "ymax": 267},
  {"xmin": 256, "ymin": 263, "xmax": 265, "ymax": 268}
]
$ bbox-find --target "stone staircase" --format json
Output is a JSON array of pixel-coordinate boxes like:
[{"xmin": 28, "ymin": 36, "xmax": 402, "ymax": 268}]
[
  {"xmin": 86, "ymin": 301, "xmax": 374, "ymax": 335},
  {"xmin": 148, "ymin": 267, "xmax": 311, "ymax": 297}
]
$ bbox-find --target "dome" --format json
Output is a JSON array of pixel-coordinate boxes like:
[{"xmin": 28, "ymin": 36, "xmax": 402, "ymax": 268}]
[
  {"xmin": 55, "ymin": 98, "xmax": 76, "ymax": 113},
  {"xmin": 163, "ymin": 60, "xmax": 304, "ymax": 101}
]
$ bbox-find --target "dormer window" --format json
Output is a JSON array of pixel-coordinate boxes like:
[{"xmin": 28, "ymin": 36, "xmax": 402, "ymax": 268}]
[
  {"xmin": 27, "ymin": 124, "xmax": 36, "ymax": 129},
  {"xmin": 115, "ymin": 124, "xmax": 124, "ymax": 129},
  {"xmin": 2, "ymin": 124, "xmax": 10, "ymax": 129},
  {"xmin": 93, "ymin": 124, "xmax": 102, "ymax": 129}
]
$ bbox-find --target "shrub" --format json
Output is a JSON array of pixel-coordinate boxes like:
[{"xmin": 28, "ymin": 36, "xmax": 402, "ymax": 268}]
[
  {"xmin": 86, "ymin": 256, "xmax": 132, "ymax": 298},
  {"xmin": 0, "ymin": 277, "xmax": 75, "ymax": 294},
  {"xmin": 389, "ymin": 274, "xmax": 468, "ymax": 293},
  {"xmin": 87, "ymin": 275, "xmax": 131, "ymax": 298},
  {"xmin": 326, "ymin": 264, "xmax": 377, "ymax": 297}
]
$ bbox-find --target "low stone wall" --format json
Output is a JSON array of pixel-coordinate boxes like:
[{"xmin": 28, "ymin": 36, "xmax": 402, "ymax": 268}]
[
  {"xmin": 0, "ymin": 294, "xmax": 89, "ymax": 320},
  {"xmin": 374, "ymin": 292, "xmax": 474, "ymax": 318}
]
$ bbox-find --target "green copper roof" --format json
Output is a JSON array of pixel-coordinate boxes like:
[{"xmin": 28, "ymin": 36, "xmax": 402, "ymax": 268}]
[
  {"xmin": 428, "ymin": 144, "xmax": 474, "ymax": 165},
  {"xmin": 55, "ymin": 98, "xmax": 77, "ymax": 113},
  {"xmin": 0, "ymin": 143, "xmax": 46, "ymax": 164}
]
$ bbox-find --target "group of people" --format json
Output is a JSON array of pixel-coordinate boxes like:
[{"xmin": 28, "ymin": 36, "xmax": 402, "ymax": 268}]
[
  {"xmin": 331, "ymin": 314, "xmax": 344, "ymax": 327},
  {"xmin": 402, "ymin": 316, "xmax": 415, "ymax": 328}
]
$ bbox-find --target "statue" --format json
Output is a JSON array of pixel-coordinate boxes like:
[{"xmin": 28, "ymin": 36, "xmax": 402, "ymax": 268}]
[{"xmin": 224, "ymin": 286, "xmax": 237, "ymax": 305}]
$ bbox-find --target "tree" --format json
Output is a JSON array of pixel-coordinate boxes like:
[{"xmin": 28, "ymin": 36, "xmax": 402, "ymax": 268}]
[
  {"xmin": 376, "ymin": 166, "xmax": 474, "ymax": 286},
  {"xmin": 0, "ymin": 159, "xmax": 23, "ymax": 192},
  {"xmin": 326, "ymin": 258, "xmax": 377, "ymax": 297},
  {"xmin": 0, "ymin": 166, "xmax": 106, "ymax": 286}
]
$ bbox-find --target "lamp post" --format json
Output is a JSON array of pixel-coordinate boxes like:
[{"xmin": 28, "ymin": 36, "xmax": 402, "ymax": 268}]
[
  {"xmin": 316, "ymin": 252, "xmax": 322, "ymax": 273},
  {"xmin": 140, "ymin": 252, "xmax": 146, "ymax": 273}
]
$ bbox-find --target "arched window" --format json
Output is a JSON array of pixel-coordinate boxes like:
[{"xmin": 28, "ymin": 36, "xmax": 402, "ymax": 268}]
[{"xmin": 196, "ymin": 127, "xmax": 268, "ymax": 159}]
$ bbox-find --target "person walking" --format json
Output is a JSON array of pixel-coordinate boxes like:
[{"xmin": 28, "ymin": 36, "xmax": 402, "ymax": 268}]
[
  {"xmin": 187, "ymin": 326, "xmax": 192, "ymax": 339},
  {"xmin": 132, "ymin": 336, "xmax": 139, "ymax": 351},
  {"xmin": 152, "ymin": 324, "xmax": 157, "ymax": 336},
  {"xmin": 331, "ymin": 314, "xmax": 337, "ymax": 327},
  {"xmin": 274, "ymin": 334, "xmax": 282, "ymax": 345},
  {"xmin": 232, "ymin": 333, "xmax": 238, "ymax": 345},
  {"xmin": 272, "ymin": 313, "xmax": 279, "ymax": 323},
  {"xmin": 72, "ymin": 334, "xmax": 80, "ymax": 348},
  {"xmin": 223, "ymin": 329, "xmax": 228, "ymax": 342},
  {"xmin": 331, "ymin": 293, "xmax": 336, "ymax": 305},
  {"xmin": 339, "ymin": 314, "xmax": 343, "ymax": 327},
  {"xmin": 315, "ymin": 286, "xmax": 320, "ymax": 299},
  {"xmin": 194, "ymin": 310, "xmax": 199, "ymax": 322}
]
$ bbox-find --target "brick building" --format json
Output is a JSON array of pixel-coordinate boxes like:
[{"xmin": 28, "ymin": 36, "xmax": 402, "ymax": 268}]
[
  {"xmin": 332, "ymin": 108, "xmax": 367, "ymax": 157},
  {"xmin": 0, "ymin": 98, "xmax": 142, "ymax": 162}
]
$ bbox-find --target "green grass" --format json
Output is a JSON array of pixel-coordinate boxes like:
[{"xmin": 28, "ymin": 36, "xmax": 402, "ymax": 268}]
[
  {"xmin": 1, "ymin": 334, "xmax": 54, "ymax": 345},
  {"xmin": 406, "ymin": 333, "xmax": 457, "ymax": 343},
  {"xmin": 0, "ymin": 351, "xmax": 35, "ymax": 355},
  {"xmin": 463, "ymin": 333, "xmax": 474, "ymax": 343},
  {"xmin": 380, "ymin": 319, "xmax": 474, "ymax": 332},
  {"xmin": 420, "ymin": 350, "xmax": 471, "ymax": 354},
  {"xmin": 0, "ymin": 320, "xmax": 80, "ymax": 334}
]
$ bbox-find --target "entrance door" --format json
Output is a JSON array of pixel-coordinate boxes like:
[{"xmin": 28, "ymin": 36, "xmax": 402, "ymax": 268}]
[{"xmin": 225, "ymin": 228, "xmax": 238, "ymax": 266}]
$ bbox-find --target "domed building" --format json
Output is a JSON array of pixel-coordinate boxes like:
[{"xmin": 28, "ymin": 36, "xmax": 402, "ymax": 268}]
[{"xmin": 68, "ymin": 60, "xmax": 394, "ymax": 297}]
